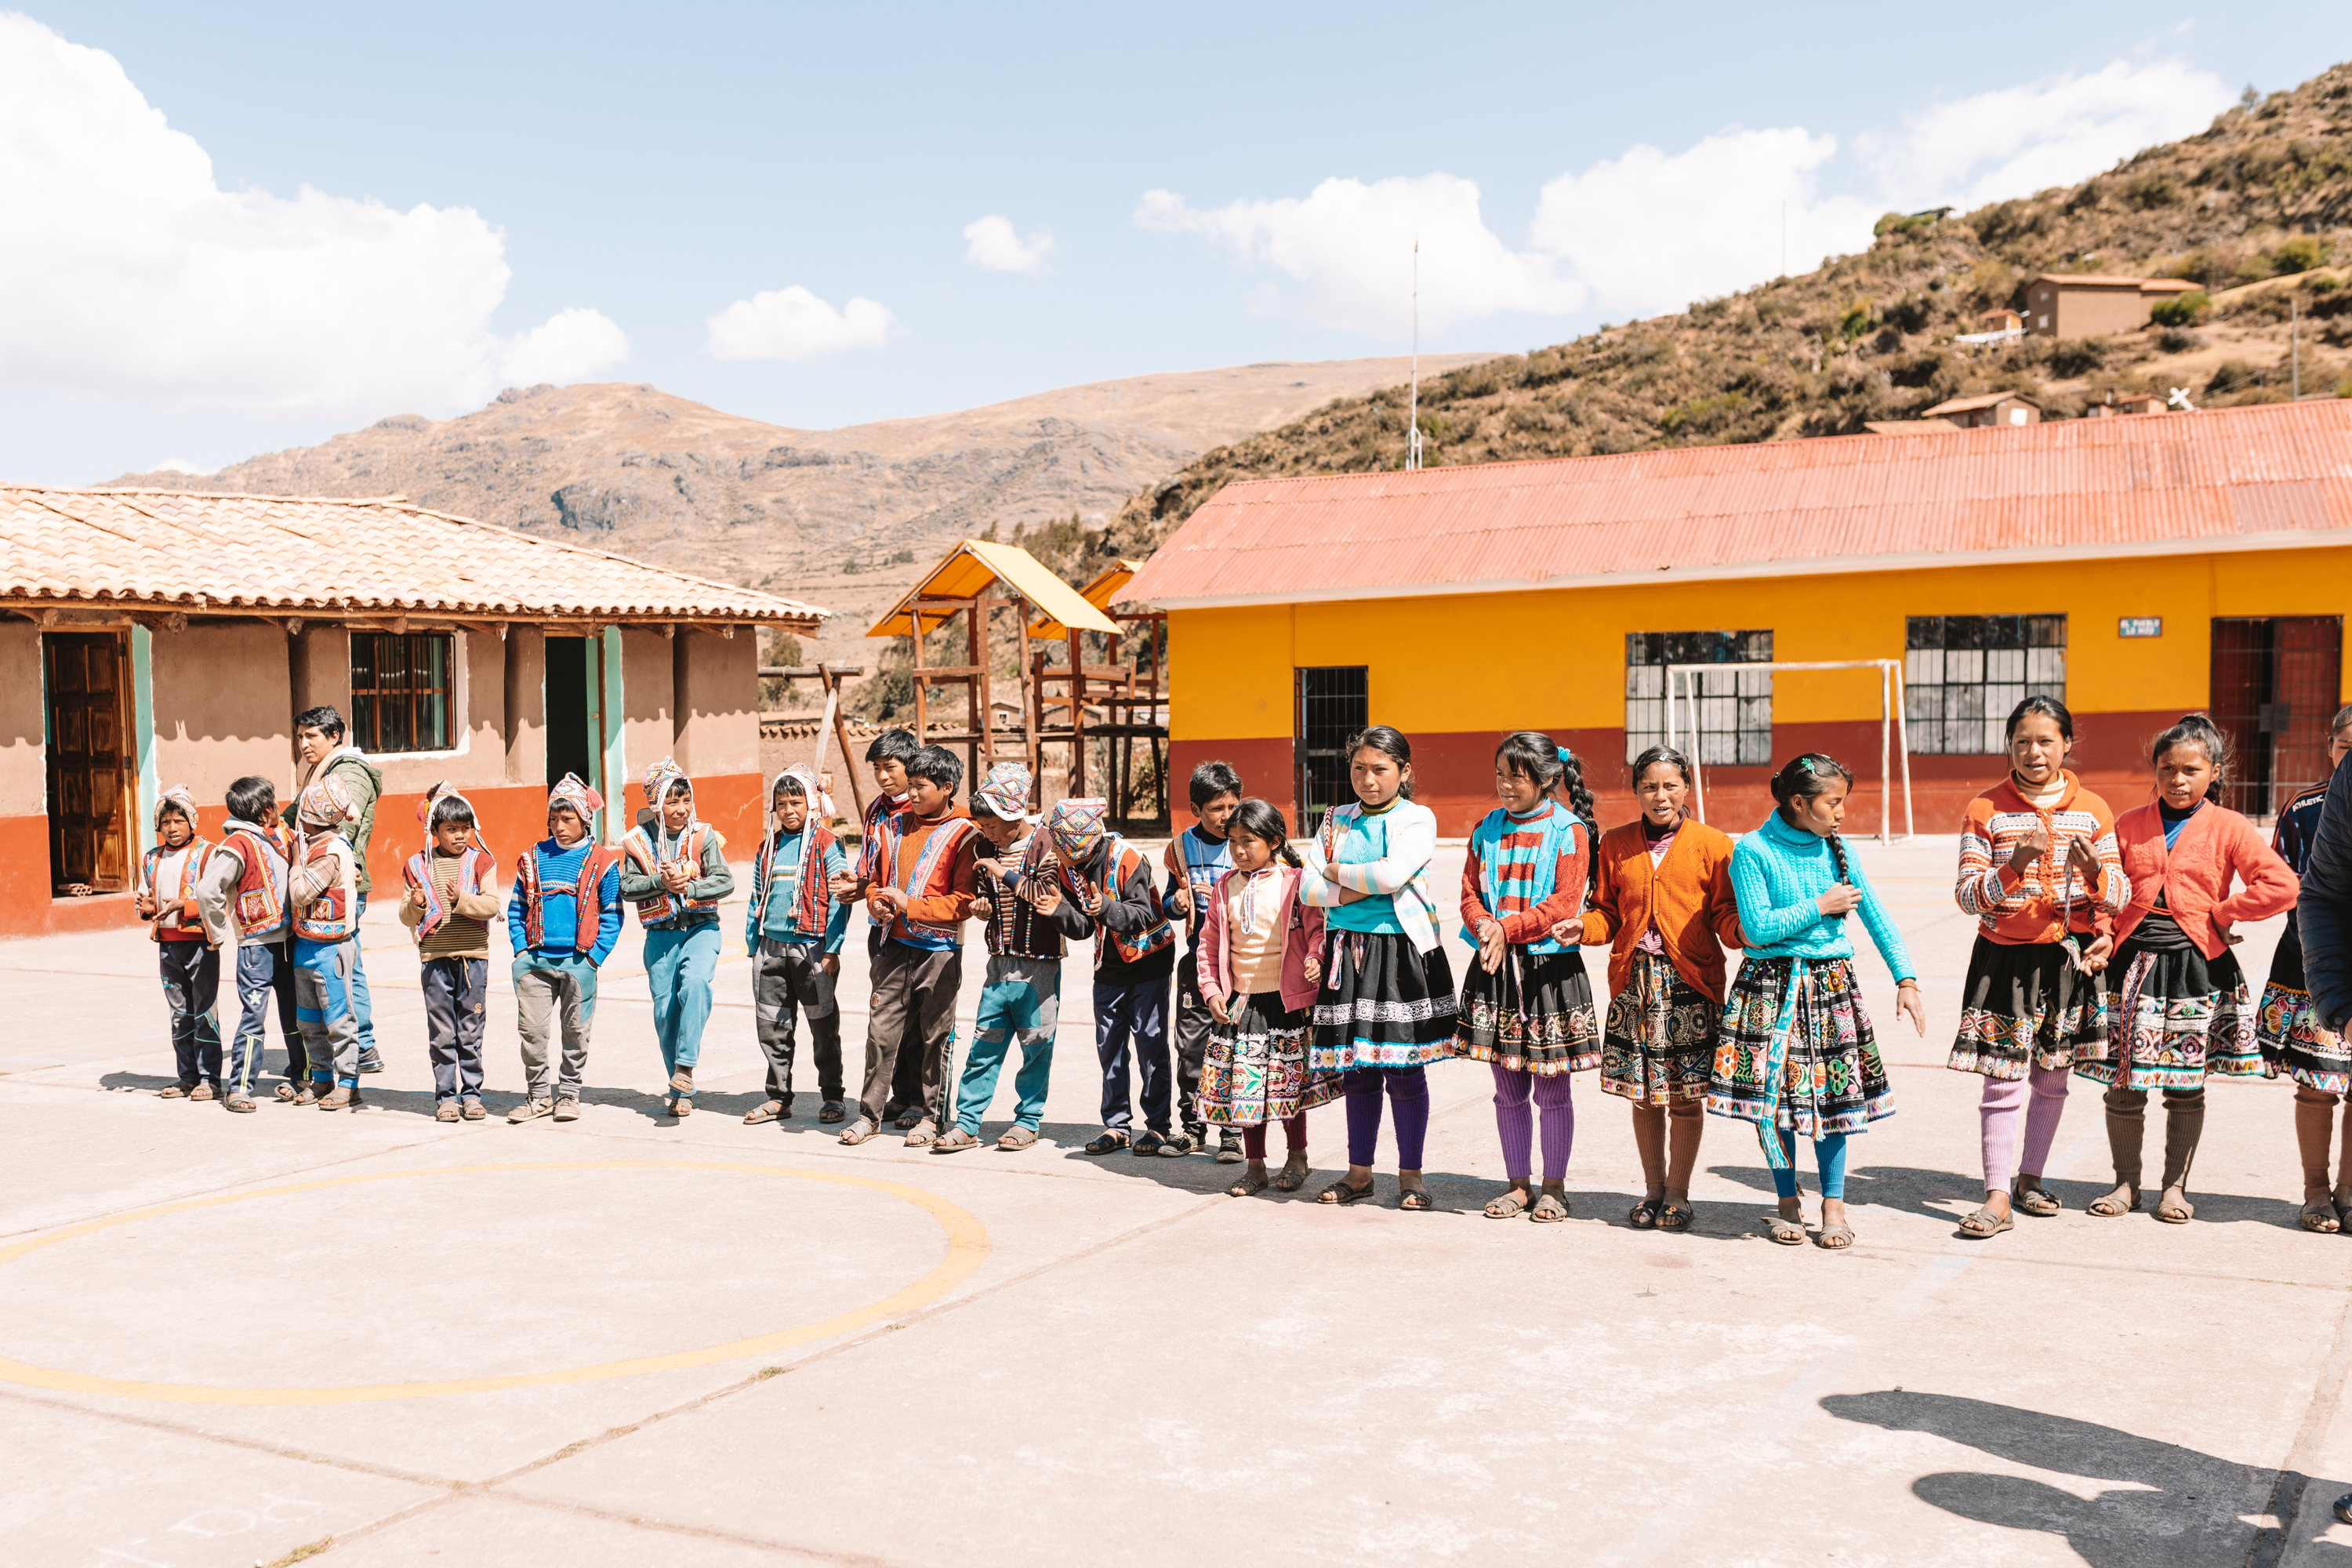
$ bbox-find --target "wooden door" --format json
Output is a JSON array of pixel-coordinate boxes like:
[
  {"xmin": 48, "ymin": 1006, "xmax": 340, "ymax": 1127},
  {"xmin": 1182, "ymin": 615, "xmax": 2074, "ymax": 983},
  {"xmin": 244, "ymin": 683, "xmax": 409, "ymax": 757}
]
[
  {"xmin": 2270, "ymin": 617, "xmax": 2344, "ymax": 814},
  {"xmin": 43, "ymin": 632, "xmax": 133, "ymax": 892}
]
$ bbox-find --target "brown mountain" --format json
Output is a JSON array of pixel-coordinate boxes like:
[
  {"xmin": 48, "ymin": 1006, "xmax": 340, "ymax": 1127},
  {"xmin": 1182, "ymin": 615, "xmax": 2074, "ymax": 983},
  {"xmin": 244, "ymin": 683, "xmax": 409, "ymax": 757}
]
[
  {"xmin": 1111, "ymin": 62, "xmax": 2352, "ymax": 551},
  {"xmin": 103, "ymin": 354, "xmax": 1497, "ymax": 671}
]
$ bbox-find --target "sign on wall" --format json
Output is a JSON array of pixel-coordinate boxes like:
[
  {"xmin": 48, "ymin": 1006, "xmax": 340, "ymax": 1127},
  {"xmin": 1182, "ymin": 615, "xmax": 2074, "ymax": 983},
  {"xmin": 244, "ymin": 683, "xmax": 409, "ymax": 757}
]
[{"xmin": 2118, "ymin": 617, "xmax": 2163, "ymax": 638}]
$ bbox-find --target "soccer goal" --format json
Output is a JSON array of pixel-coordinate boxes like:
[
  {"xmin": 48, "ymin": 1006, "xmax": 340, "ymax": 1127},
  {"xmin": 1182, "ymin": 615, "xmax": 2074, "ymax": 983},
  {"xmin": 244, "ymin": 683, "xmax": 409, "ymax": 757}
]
[{"xmin": 1663, "ymin": 659, "xmax": 1915, "ymax": 842}]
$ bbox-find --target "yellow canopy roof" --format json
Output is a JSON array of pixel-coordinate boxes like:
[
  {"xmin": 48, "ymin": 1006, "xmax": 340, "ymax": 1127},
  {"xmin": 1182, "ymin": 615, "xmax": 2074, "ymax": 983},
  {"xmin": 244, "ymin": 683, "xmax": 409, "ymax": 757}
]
[
  {"xmin": 866, "ymin": 539, "xmax": 1119, "ymax": 639},
  {"xmin": 1029, "ymin": 558, "xmax": 1143, "ymax": 639}
]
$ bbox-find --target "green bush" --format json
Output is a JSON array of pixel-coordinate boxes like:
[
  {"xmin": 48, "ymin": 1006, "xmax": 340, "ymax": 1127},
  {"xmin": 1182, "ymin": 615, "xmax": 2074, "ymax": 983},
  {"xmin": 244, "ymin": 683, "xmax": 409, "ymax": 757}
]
[
  {"xmin": 2337, "ymin": 372, "xmax": 2352, "ymax": 399},
  {"xmin": 2150, "ymin": 290, "xmax": 2209, "ymax": 327},
  {"xmin": 2272, "ymin": 236, "xmax": 2328, "ymax": 275}
]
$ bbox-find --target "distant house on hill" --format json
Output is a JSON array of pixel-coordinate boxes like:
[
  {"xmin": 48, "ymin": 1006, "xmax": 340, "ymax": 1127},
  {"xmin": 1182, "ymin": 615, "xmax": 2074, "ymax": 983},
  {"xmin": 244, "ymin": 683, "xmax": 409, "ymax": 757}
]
[
  {"xmin": 1921, "ymin": 391, "xmax": 2041, "ymax": 428},
  {"xmin": 0, "ymin": 487, "xmax": 826, "ymax": 937},
  {"xmin": 1981, "ymin": 309, "xmax": 2024, "ymax": 332},
  {"xmin": 1117, "ymin": 400, "xmax": 2352, "ymax": 836},
  {"xmin": 2025, "ymin": 275, "xmax": 2201, "ymax": 339}
]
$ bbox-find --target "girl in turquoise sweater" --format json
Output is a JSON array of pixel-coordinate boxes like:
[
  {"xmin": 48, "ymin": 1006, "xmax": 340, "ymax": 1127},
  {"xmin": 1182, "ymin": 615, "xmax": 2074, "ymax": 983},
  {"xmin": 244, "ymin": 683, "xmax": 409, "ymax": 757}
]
[{"xmin": 1707, "ymin": 754, "xmax": 1925, "ymax": 1249}]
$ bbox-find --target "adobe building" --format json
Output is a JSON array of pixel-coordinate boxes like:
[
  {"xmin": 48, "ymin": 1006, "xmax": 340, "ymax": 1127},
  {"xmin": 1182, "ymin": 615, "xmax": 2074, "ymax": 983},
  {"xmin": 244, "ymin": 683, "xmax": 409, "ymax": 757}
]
[
  {"xmin": 1116, "ymin": 400, "xmax": 2352, "ymax": 839},
  {"xmin": 0, "ymin": 486, "xmax": 825, "ymax": 937},
  {"xmin": 2024, "ymin": 274, "xmax": 2200, "ymax": 338},
  {"xmin": 1921, "ymin": 391, "xmax": 2041, "ymax": 429}
]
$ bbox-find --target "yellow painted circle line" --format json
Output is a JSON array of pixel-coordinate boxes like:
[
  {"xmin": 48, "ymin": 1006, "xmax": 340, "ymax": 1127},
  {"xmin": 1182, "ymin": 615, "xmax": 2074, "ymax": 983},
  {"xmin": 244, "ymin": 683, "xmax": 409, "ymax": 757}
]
[{"xmin": 0, "ymin": 1160, "xmax": 989, "ymax": 1406}]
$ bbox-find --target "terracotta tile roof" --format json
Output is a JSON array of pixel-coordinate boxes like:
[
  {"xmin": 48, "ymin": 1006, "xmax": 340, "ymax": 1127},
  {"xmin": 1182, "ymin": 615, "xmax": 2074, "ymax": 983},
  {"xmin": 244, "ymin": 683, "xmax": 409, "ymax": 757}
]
[
  {"xmin": 0, "ymin": 486, "xmax": 826, "ymax": 626},
  {"xmin": 1116, "ymin": 400, "xmax": 2352, "ymax": 609},
  {"xmin": 1922, "ymin": 391, "xmax": 2038, "ymax": 416}
]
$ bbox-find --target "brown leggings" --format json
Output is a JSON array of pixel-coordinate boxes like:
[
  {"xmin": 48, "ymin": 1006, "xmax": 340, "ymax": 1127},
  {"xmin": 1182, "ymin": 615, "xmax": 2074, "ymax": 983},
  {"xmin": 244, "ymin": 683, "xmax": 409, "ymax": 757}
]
[
  {"xmin": 1631, "ymin": 1101, "xmax": 1708, "ymax": 1194},
  {"xmin": 2292, "ymin": 1087, "xmax": 2352, "ymax": 1193},
  {"xmin": 2103, "ymin": 1083, "xmax": 2205, "ymax": 1192},
  {"xmin": 1242, "ymin": 1115, "xmax": 1308, "ymax": 1160}
]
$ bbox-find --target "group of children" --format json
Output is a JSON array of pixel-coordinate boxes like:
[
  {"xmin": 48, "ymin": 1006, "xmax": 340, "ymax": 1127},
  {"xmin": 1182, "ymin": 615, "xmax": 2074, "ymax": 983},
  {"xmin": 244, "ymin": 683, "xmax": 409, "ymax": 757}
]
[{"xmin": 132, "ymin": 701, "xmax": 2350, "ymax": 1247}]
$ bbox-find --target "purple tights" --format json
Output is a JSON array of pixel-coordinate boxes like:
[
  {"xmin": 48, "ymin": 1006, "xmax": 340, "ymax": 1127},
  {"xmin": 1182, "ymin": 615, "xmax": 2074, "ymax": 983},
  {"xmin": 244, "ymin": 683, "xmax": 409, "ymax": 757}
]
[
  {"xmin": 1980, "ymin": 1064, "xmax": 2071, "ymax": 1191},
  {"xmin": 1344, "ymin": 1066, "xmax": 1429, "ymax": 1167},
  {"xmin": 1491, "ymin": 1063, "xmax": 1574, "ymax": 1181}
]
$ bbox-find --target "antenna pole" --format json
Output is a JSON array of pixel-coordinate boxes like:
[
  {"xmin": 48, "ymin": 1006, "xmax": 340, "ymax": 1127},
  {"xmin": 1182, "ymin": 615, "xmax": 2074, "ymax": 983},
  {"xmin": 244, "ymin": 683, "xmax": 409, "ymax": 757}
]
[
  {"xmin": 1406, "ymin": 238, "xmax": 1423, "ymax": 471},
  {"xmin": 2292, "ymin": 296, "xmax": 2301, "ymax": 399}
]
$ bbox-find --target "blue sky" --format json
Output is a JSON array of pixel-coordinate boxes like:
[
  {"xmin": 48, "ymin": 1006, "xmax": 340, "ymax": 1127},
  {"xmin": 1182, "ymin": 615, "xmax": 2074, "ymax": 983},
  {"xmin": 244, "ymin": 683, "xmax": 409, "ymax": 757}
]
[{"xmin": 2, "ymin": 2, "xmax": 2347, "ymax": 482}]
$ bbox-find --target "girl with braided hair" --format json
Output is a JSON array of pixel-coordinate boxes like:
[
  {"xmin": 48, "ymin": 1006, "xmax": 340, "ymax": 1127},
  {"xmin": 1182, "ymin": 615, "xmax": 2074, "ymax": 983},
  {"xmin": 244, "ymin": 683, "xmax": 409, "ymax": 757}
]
[
  {"xmin": 1708, "ymin": 753, "xmax": 1925, "ymax": 1250},
  {"xmin": 1449, "ymin": 732, "xmax": 1600, "ymax": 1222}
]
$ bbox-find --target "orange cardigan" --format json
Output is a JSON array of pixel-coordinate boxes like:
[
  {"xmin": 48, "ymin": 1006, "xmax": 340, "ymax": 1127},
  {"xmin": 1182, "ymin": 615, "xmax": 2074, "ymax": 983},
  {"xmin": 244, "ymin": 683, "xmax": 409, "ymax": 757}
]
[
  {"xmin": 1578, "ymin": 818, "xmax": 1745, "ymax": 1002},
  {"xmin": 2111, "ymin": 799, "xmax": 2296, "ymax": 959}
]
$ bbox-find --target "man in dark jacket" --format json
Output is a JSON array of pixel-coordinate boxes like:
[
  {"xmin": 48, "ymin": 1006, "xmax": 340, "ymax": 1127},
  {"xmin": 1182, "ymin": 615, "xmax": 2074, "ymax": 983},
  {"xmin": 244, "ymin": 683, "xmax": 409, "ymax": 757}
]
[{"xmin": 2303, "ymin": 758, "xmax": 2352, "ymax": 1033}]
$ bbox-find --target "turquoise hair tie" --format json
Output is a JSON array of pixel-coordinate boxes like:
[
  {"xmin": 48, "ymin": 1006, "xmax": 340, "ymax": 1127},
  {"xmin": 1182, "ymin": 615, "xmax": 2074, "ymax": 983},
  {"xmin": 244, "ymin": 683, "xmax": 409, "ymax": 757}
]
[{"xmin": 1555, "ymin": 745, "xmax": 1573, "ymax": 765}]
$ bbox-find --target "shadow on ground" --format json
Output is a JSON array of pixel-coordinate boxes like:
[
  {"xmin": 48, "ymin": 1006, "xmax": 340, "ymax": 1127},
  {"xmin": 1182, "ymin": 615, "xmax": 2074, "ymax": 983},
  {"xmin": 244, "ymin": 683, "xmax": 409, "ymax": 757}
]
[{"xmin": 1824, "ymin": 1388, "xmax": 2352, "ymax": 1566}]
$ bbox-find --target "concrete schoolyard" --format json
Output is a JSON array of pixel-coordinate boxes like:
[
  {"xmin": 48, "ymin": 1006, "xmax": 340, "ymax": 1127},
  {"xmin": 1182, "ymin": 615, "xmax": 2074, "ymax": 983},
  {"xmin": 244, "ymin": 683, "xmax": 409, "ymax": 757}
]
[{"xmin": 4, "ymin": 835, "xmax": 2352, "ymax": 1567}]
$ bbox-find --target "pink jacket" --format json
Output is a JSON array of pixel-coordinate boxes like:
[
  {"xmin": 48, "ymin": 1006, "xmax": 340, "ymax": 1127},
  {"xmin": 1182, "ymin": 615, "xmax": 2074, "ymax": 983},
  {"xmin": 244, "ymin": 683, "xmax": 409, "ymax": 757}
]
[
  {"xmin": 2111, "ymin": 799, "xmax": 2297, "ymax": 958},
  {"xmin": 1199, "ymin": 864, "xmax": 1325, "ymax": 1014}
]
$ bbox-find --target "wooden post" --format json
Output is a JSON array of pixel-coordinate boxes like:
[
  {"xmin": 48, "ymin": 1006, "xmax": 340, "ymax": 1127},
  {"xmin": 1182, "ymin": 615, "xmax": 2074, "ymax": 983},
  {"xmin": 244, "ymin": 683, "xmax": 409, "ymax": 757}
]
[
  {"xmin": 1014, "ymin": 595, "xmax": 1038, "ymax": 797},
  {"xmin": 967, "ymin": 592, "xmax": 987, "ymax": 752},
  {"xmin": 1068, "ymin": 628, "xmax": 1087, "ymax": 798},
  {"xmin": 911, "ymin": 617, "xmax": 927, "ymax": 745},
  {"xmin": 824, "ymin": 666, "xmax": 866, "ymax": 823}
]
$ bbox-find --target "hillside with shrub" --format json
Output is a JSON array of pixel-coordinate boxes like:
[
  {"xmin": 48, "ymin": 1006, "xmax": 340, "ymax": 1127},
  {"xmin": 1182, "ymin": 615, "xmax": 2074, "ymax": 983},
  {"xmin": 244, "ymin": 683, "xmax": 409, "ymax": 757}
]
[{"xmin": 1110, "ymin": 61, "xmax": 2352, "ymax": 553}]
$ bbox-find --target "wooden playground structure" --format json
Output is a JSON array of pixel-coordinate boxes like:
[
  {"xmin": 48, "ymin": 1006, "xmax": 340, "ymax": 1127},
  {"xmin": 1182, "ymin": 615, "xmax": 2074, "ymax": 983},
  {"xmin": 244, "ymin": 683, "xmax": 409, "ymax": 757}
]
[{"xmin": 862, "ymin": 542, "xmax": 1172, "ymax": 829}]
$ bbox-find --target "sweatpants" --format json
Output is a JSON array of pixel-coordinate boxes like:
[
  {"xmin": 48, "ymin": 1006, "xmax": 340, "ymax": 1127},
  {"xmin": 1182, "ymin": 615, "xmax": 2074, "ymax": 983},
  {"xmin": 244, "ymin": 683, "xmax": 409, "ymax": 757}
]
[
  {"xmin": 1345, "ymin": 1065, "xmax": 1429, "ymax": 1168},
  {"xmin": 645, "ymin": 922, "xmax": 721, "ymax": 1089},
  {"xmin": 1243, "ymin": 1115, "xmax": 1308, "ymax": 1160},
  {"xmin": 293, "ymin": 936, "xmax": 360, "ymax": 1087},
  {"xmin": 873, "ymin": 924, "xmax": 924, "ymax": 1116},
  {"xmin": 423, "ymin": 956, "xmax": 489, "ymax": 1103},
  {"xmin": 227, "ymin": 941, "xmax": 296, "ymax": 1095},
  {"xmin": 860, "ymin": 939, "xmax": 962, "ymax": 1127},
  {"xmin": 158, "ymin": 938, "xmax": 222, "ymax": 1088},
  {"xmin": 1096, "ymin": 975, "xmax": 1171, "ymax": 1133},
  {"xmin": 350, "ymin": 894, "xmax": 377, "ymax": 1055},
  {"xmin": 1172, "ymin": 950, "xmax": 1213, "ymax": 1138},
  {"xmin": 515, "ymin": 953, "xmax": 599, "ymax": 1101},
  {"xmin": 1980, "ymin": 1063, "xmax": 2071, "ymax": 1191},
  {"xmin": 1493, "ymin": 1063, "xmax": 1576, "ymax": 1182},
  {"xmin": 956, "ymin": 954, "xmax": 1061, "ymax": 1134},
  {"xmin": 755, "ymin": 938, "xmax": 843, "ymax": 1109},
  {"xmin": 1770, "ymin": 1129, "xmax": 1850, "ymax": 1200}
]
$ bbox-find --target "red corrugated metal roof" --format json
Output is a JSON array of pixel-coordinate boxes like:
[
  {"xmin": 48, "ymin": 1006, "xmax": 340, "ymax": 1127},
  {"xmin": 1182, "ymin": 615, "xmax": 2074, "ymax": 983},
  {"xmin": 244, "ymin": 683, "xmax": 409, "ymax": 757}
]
[{"xmin": 1116, "ymin": 401, "xmax": 2352, "ymax": 608}]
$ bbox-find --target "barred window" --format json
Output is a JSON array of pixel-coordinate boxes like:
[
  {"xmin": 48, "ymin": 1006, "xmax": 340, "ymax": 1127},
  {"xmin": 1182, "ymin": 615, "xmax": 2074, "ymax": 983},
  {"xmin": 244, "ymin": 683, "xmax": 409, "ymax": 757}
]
[
  {"xmin": 1293, "ymin": 665, "xmax": 1369, "ymax": 833},
  {"xmin": 1905, "ymin": 615, "xmax": 2064, "ymax": 755},
  {"xmin": 350, "ymin": 632, "xmax": 453, "ymax": 753},
  {"xmin": 1624, "ymin": 630, "xmax": 1773, "ymax": 766}
]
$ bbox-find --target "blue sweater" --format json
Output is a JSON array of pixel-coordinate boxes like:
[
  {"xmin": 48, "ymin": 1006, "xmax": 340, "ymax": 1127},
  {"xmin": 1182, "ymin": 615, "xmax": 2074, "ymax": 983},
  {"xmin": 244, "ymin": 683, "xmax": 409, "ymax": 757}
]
[
  {"xmin": 506, "ymin": 837, "xmax": 623, "ymax": 965},
  {"xmin": 746, "ymin": 830, "xmax": 852, "ymax": 953},
  {"xmin": 1729, "ymin": 812, "xmax": 1915, "ymax": 980}
]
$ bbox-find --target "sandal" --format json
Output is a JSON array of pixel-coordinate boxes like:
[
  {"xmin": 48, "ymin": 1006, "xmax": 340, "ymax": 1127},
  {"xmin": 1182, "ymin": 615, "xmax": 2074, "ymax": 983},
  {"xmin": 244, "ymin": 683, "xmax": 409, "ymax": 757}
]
[
  {"xmin": 1816, "ymin": 1225, "xmax": 1857, "ymax": 1250},
  {"xmin": 1272, "ymin": 1154, "xmax": 1311, "ymax": 1192},
  {"xmin": 931, "ymin": 1127, "xmax": 980, "ymax": 1153},
  {"xmin": 1657, "ymin": 1203, "xmax": 1694, "ymax": 1233},
  {"xmin": 996, "ymin": 1126, "xmax": 1040, "ymax": 1151},
  {"xmin": 1628, "ymin": 1199, "xmax": 1661, "ymax": 1229},
  {"xmin": 2088, "ymin": 1185, "xmax": 2140, "ymax": 1218},
  {"xmin": 1485, "ymin": 1189, "xmax": 1533, "ymax": 1220},
  {"xmin": 158, "ymin": 1084, "xmax": 192, "ymax": 1099},
  {"xmin": 1766, "ymin": 1211, "xmax": 1808, "ymax": 1246},
  {"xmin": 1317, "ymin": 1178, "xmax": 1376, "ymax": 1206},
  {"xmin": 1227, "ymin": 1168, "xmax": 1270, "ymax": 1198},
  {"xmin": 1530, "ymin": 1192, "xmax": 1568, "ymax": 1223},
  {"xmin": 818, "ymin": 1101, "xmax": 847, "ymax": 1124},
  {"xmin": 1082, "ymin": 1130, "xmax": 1131, "ymax": 1156},
  {"xmin": 743, "ymin": 1100, "xmax": 784, "ymax": 1125},
  {"xmin": 1397, "ymin": 1186, "xmax": 1434, "ymax": 1211},
  {"xmin": 2302, "ymin": 1200, "xmax": 2342, "ymax": 1234},
  {"xmin": 838, "ymin": 1118, "xmax": 880, "ymax": 1145},
  {"xmin": 2013, "ymin": 1181, "xmax": 2062, "ymax": 1218},
  {"xmin": 1957, "ymin": 1203, "xmax": 2013, "ymax": 1239},
  {"xmin": 2155, "ymin": 1189, "xmax": 2194, "ymax": 1225}
]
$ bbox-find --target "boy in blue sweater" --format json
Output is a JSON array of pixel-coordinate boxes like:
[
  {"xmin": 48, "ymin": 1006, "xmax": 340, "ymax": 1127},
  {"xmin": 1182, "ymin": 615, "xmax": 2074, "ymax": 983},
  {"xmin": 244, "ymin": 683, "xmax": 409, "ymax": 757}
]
[
  {"xmin": 506, "ymin": 773, "xmax": 624, "ymax": 1123},
  {"xmin": 744, "ymin": 765, "xmax": 853, "ymax": 1123}
]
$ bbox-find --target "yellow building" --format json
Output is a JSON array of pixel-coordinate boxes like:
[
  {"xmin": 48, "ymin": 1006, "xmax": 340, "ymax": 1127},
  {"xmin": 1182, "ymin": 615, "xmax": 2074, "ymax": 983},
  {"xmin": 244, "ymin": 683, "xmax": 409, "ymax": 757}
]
[{"xmin": 1117, "ymin": 400, "xmax": 2352, "ymax": 837}]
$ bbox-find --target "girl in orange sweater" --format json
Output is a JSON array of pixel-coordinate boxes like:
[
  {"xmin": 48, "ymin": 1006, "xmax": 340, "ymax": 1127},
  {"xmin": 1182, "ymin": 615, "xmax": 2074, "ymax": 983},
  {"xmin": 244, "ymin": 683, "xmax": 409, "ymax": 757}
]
[
  {"xmin": 1576, "ymin": 746, "xmax": 1744, "ymax": 1232},
  {"xmin": 1949, "ymin": 698, "xmax": 2129, "ymax": 1239},
  {"xmin": 2077, "ymin": 714, "xmax": 2297, "ymax": 1224}
]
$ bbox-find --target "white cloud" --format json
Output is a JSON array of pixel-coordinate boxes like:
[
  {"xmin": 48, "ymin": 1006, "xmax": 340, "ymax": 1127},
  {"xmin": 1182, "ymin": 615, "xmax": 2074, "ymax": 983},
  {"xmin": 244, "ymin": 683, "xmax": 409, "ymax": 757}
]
[
  {"xmin": 702, "ymin": 285, "xmax": 900, "ymax": 362},
  {"xmin": 1134, "ymin": 175, "xmax": 1581, "ymax": 336},
  {"xmin": 0, "ymin": 14, "xmax": 627, "ymax": 416},
  {"xmin": 1857, "ymin": 59, "xmax": 2236, "ymax": 209},
  {"xmin": 963, "ymin": 213, "xmax": 1054, "ymax": 274},
  {"xmin": 1530, "ymin": 127, "xmax": 1880, "ymax": 321},
  {"xmin": 147, "ymin": 459, "xmax": 213, "ymax": 476},
  {"xmin": 1139, "ymin": 56, "xmax": 2240, "ymax": 337}
]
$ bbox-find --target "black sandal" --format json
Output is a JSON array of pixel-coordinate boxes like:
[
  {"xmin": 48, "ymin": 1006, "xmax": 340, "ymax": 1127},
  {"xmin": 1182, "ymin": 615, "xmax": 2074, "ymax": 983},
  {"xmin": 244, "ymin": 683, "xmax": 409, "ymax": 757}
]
[
  {"xmin": 1628, "ymin": 1198, "xmax": 1662, "ymax": 1229},
  {"xmin": 1398, "ymin": 1187, "xmax": 1435, "ymax": 1211},
  {"xmin": 1082, "ymin": 1130, "xmax": 1131, "ymax": 1156},
  {"xmin": 1657, "ymin": 1203, "xmax": 1693, "ymax": 1233},
  {"xmin": 1317, "ymin": 1178, "xmax": 1376, "ymax": 1205}
]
